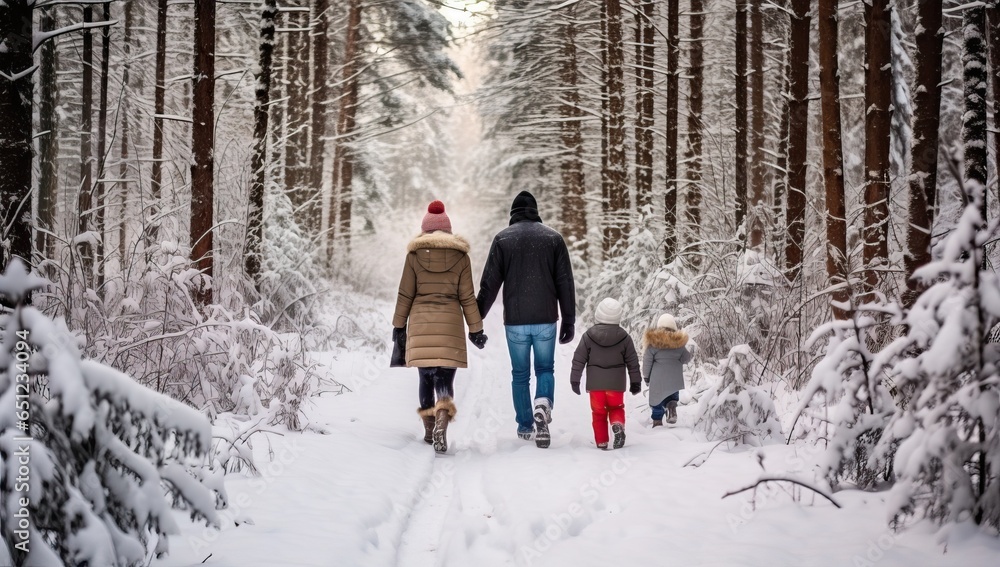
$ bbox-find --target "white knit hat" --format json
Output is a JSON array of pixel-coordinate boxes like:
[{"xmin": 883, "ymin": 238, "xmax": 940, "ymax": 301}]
[
  {"xmin": 595, "ymin": 298, "xmax": 623, "ymax": 325},
  {"xmin": 657, "ymin": 313, "xmax": 678, "ymax": 331}
]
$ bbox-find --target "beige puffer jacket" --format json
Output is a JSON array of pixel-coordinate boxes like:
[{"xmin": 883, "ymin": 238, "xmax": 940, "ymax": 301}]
[{"xmin": 392, "ymin": 232, "xmax": 484, "ymax": 368}]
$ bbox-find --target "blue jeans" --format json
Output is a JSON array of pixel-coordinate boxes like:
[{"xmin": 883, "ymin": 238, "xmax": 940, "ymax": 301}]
[
  {"xmin": 650, "ymin": 391, "xmax": 680, "ymax": 421},
  {"xmin": 505, "ymin": 323, "xmax": 557, "ymax": 431}
]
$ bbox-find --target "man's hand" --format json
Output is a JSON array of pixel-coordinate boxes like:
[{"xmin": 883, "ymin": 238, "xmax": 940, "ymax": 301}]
[
  {"xmin": 629, "ymin": 382, "xmax": 642, "ymax": 396},
  {"xmin": 571, "ymin": 382, "xmax": 581, "ymax": 396},
  {"xmin": 558, "ymin": 322, "xmax": 575, "ymax": 344},
  {"xmin": 469, "ymin": 331, "xmax": 488, "ymax": 349}
]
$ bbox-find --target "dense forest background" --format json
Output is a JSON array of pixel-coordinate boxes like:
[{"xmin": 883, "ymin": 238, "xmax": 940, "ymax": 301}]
[{"xmin": 0, "ymin": 0, "xmax": 999, "ymax": 563}]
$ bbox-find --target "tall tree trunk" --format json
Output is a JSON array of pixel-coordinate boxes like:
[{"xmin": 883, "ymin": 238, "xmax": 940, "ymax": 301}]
[
  {"xmin": 150, "ymin": 0, "xmax": 169, "ymax": 248},
  {"xmin": 684, "ymin": 0, "xmax": 705, "ymax": 268},
  {"xmin": 992, "ymin": 1, "xmax": 1000, "ymax": 203},
  {"xmin": 963, "ymin": 1, "xmax": 989, "ymax": 217},
  {"xmin": 37, "ymin": 6, "xmax": 59, "ymax": 266},
  {"xmin": 248, "ymin": 0, "xmax": 278, "ymax": 287},
  {"xmin": 284, "ymin": 0, "xmax": 314, "ymax": 233},
  {"xmin": 785, "ymin": 0, "xmax": 810, "ymax": 281},
  {"xmin": 863, "ymin": 0, "xmax": 892, "ymax": 295},
  {"xmin": 773, "ymin": 50, "xmax": 791, "ymax": 267},
  {"xmin": 78, "ymin": 6, "xmax": 95, "ymax": 284},
  {"xmin": 633, "ymin": 0, "xmax": 654, "ymax": 217},
  {"xmin": 0, "ymin": 0, "xmax": 33, "ymax": 274},
  {"xmin": 191, "ymin": 0, "xmax": 217, "ymax": 306},
  {"xmin": 665, "ymin": 0, "xmax": 679, "ymax": 262},
  {"xmin": 735, "ymin": 0, "xmax": 748, "ymax": 234},
  {"xmin": 332, "ymin": 0, "xmax": 362, "ymax": 257},
  {"xmin": 94, "ymin": 1, "xmax": 112, "ymax": 290},
  {"xmin": 600, "ymin": 0, "xmax": 611, "ymax": 257},
  {"xmin": 309, "ymin": 0, "xmax": 331, "ymax": 248},
  {"xmin": 749, "ymin": 0, "xmax": 765, "ymax": 248},
  {"xmin": 605, "ymin": 0, "xmax": 629, "ymax": 253},
  {"xmin": 118, "ymin": 0, "xmax": 136, "ymax": 270},
  {"xmin": 904, "ymin": 0, "xmax": 942, "ymax": 307},
  {"xmin": 559, "ymin": 12, "xmax": 587, "ymax": 260},
  {"xmin": 819, "ymin": 0, "xmax": 848, "ymax": 319}
]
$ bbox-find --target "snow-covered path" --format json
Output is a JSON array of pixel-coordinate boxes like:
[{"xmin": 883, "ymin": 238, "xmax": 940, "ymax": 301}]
[{"xmin": 154, "ymin": 310, "xmax": 1000, "ymax": 567}]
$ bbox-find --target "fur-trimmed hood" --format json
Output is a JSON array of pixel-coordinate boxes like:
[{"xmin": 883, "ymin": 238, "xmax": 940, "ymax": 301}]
[
  {"xmin": 644, "ymin": 328, "xmax": 689, "ymax": 350},
  {"xmin": 407, "ymin": 232, "xmax": 470, "ymax": 253}
]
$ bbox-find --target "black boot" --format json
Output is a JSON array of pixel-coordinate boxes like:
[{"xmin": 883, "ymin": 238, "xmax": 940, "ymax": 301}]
[{"xmin": 666, "ymin": 401, "xmax": 678, "ymax": 424}]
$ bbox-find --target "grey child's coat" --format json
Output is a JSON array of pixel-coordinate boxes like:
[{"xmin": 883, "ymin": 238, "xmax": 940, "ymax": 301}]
[{"xmin": 642, "ymin": 328, "xmax": 692, "ymax": 405}]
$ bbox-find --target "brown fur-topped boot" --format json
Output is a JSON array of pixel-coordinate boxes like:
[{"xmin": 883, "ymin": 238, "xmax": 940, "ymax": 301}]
[
  {"xmin": 417, "ymin": 408, "xmax": 436, "ymax": 444},
  {"xmin": 432, "ymin": 398, "xmax": 457, "ymax": 454}
]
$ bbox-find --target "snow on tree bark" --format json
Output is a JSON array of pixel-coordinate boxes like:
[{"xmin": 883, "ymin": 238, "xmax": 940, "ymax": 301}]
[
  {"xmin": 150, "ymin": 0, "xmax": 169, "ymax": 250},
  {"xmin": 785, "ymin": 0, "xmax": 810, "ymax": 281},
  {"xmin": 94, "ymin": 1, "xmax": 113, "ymax": 291},
  {"xmin": 905, "ymin": 0, "xmax": 943, "ymax": 307},
  {"xmin": 819, "ymin": 0, "xmax": 849, "ymax": 319},
  {"xmin": 331, "ymin": 0, "xmax": 362, "ymax": 258},
  {"xmin": 77, "ymin": 7, "xmax": 96, "ymax": 287},
  {"xmin": 190, "ymin": 0, "xmax": 217, "ymax": 306},
  {"xmin": 309, "ymin": 0, "xmax": 332, "ymax": 250},
  {"xmin": 248, "ymin": 0, "xmax": 279, "ymax": 287},
  {"xmin": 36, "ymin": 6, "xmax": 59, "ymax": 268},
  {"xmin": 962, "ymin": 1, "xmax": 989, "ymax": 214},
  {"xmin": 749, "ymin": 0, "xmax": 765, "ymax": 248},
  {"xmin": 863, "ymin": 0, "xmax": 892, "ymax": 296},
  {"xmin": 633, "ymin": 0, "xmax": 655, "ymax": 218},
  {"xmin": 559, "ymin": 11, "xmax": 587, "ymax": 261},
  {"xmin": 735, "ymin": 0, "xmax": 749, "ymax": 235},
  {"xmin": 665, "ymin": 0, "xmax": 680, "ymax": 262},
  {"xmin": 684, "ymin": 0, "xmax": 705, "ymax": 269},
  {"xmin": 283, "ymin": 0, "xmax": 315, "ymax": 234},
  {"xmin": 604, "ymin": 0, "xmax": 629, "ymax": 254}
]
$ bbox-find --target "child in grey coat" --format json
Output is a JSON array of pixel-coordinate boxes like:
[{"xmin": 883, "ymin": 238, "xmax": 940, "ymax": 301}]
[{"xmin": 642, "ymin": 314, "xmax": 692, "ymax": 426}]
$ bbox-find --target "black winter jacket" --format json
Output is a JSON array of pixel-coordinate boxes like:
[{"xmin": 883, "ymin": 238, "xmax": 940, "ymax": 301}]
[
  {"xmin": 476, "ymin": 219, "xmax": 576, "ymax": 326},
  {"xmin": 569, "ymin": 324, "xmax": 642, "ymax": 392}
]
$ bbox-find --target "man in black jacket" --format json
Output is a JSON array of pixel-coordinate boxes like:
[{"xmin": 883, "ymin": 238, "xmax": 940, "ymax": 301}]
[{"xmin": 477, "ymin": 191, "xmax": 576, "ymax": 448}]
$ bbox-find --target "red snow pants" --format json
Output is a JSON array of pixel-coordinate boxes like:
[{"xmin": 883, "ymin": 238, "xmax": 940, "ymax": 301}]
[{"xmin": 589, "ymin": 390, "xmax": 625, "ymax": 445}]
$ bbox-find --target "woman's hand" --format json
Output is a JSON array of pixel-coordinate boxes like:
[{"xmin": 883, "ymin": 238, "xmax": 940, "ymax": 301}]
[
  {"xmin": 469, "ymin": 331, "xmax": 488, "ymax": 349},
  {"xmin": 392, "ymin": 327, "xmax": 406, "ymax": 349}
]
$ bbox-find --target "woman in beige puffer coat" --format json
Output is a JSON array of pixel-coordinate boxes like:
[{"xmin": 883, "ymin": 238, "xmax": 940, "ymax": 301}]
[{"xmin": 392, "ymin": 200, "xmax": 486, "ymax": 453}]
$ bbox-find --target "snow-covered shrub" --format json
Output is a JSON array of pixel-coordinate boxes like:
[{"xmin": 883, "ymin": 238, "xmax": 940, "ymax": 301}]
[
  {"xmin": 793, "ymin": 301, "xmax": 898, "ymax": 490},
  {"xmin": 693, "ymin": 344, "xmax": 783, "ymax": 445},
  {"xmin": 873, "ymin": 186, "xmax": 1000, "ymax": 529},
  {"xmin": 0, "ymin": 260, "xmax": 226, "ymax": 566}
]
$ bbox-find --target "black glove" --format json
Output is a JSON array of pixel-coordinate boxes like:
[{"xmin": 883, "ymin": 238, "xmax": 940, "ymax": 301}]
[
  {"xmin": 469, "ymin": 330, "xmax": 488, "ymax": 349},
  {"xmin": 392, "ymin": 327, "xmax": 406, "ymax": 348},
  {"xmin": 558, "ymin": 322, "xmax": 575, "ymax": 344},
  {"xmin": 571, "ymin": 382, "xmax": 581, "ymax": 395},
  {"xmin": 629, "ymin": 382, "xmax": 642, "ymax": 396}
]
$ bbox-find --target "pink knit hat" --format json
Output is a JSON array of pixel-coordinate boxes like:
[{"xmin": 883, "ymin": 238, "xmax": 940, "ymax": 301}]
[{"xmin": 421, "ymin": 200, "xmax": 452, "ymax": 233}]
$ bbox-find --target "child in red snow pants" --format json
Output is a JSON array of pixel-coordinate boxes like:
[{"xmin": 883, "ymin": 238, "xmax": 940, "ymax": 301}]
[{"xmin": 589, "ymin": 390, "xmax": 625, "ymax": 445}]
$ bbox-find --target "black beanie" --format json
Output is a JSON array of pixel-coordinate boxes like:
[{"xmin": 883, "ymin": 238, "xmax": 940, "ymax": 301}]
[{"xmin": 510, "ymin": 191, "xmax": 538, "ymax": 216}]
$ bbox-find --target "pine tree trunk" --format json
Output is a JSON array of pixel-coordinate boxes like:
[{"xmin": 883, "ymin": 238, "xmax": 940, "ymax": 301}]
[
  {"xmin": 665, "ymin": 0, "xmax": 679, "ymax": 262},
  {"xmin": 785, "ymin": 0, "xmax": 810, "ymax": 281},
  {"xmin": 735, "ymin": 0, "xmax": 748, "ymax": 234},
  {"xmin": 749, "ymin": 0, "xmax": 765, "ymax": 248},
  {"xmin": 191, "ymin": 0, "xmax": 217, "ymax": 306},
  {"xmin": 0, "ymin": 0, "xmax": 33, "ymax": 273},
  {"xmin": 248, "ymin": 0, "xmax": 278, "ymax": 287},
  {"xmin": 332, "ymin": 0, "xmax": 362, "ymax": 257},
  {"xmin": 78, "ymin": 6, "xmax": 95, "ymax": 284},
  {"xmin": 600, "ymin": 0, "xmax": 611, "ymax": 257},
  {"xmin": 118, "ymin": 0, "xmax": 136, "ymax": 270},
  {"xmin": 309, "ymin": 0, "xmax": 331, "ymax": 248},
  {"xmin": 904, "ymin": 0, "xmax": 942, "ymax": 307},
  {"xmin": 684, "ymin": 0, "xmax": 705, "ymax": 268},
  {"xmin": 633, "ymin": 0, "xmax": 654, "ymax": 217},
  {"xmin": 963, "ymin": 2, "xmax": 989, "ymax": 216},
  {"xmin": 150, "ymin": 0, "xmax": 169, "ymax": 249},
  {"xmin": 559, "ymin": 12, "xmax": 587, "ymax": 259},
  {"xmin": 94, "ymin": 1, "xmax": 112, "ymax": 289},
  {"xmin": 283, "ymin": 0, "xmax": 314, "ymax": 233},
  {"xmin": 863, "ymin": 0, "xmax": 892, "ymax": 295},
  {"xmin": 37, "ymin": 6, "xmax": 59, "ymax": 266},
  {"xmin": 819, "ymin": 0, "xmax": 848, "ymax": 319},
  {"xmin": 606, "ymin": 0, "xmax": 629, "ymax": 253},
  {"xmin": 992, "ymin": 1, "xmax": 1000, "ymax": 203},
  {"xmin": 773, "ymin": 50, "xmax": 791, "ymax": 268}
]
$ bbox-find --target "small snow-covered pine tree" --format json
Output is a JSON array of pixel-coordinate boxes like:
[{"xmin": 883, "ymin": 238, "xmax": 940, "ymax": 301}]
[
  {"xmin": 0, "ymin": 260, "xmax": 226, "ymax": 566},
  {"xmin": 874, "ymin": 184, "xmax": 1000, "ymax": 529}
]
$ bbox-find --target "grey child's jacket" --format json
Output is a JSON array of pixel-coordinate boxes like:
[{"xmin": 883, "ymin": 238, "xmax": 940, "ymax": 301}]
[
  {"xmin": 642, "ymin": 328, "xmax": 692, "ymax": 405},
  {"xmin": 570, "ymin": 324, "xmax": 641, "ymax": 392}
]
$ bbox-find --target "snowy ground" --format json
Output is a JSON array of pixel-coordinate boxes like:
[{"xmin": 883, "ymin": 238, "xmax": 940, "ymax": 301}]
[{"xmin": 154, "ymin": 308, "xmax": 1000, "ymax": 567}]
